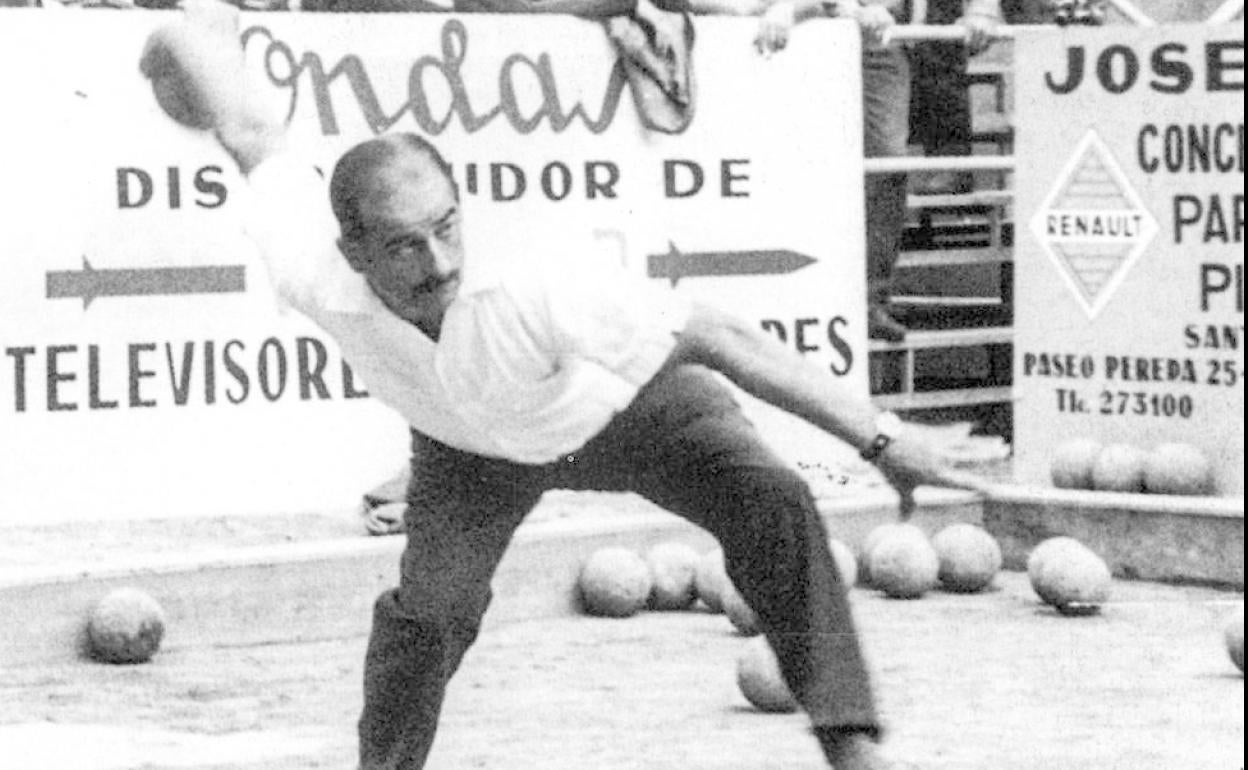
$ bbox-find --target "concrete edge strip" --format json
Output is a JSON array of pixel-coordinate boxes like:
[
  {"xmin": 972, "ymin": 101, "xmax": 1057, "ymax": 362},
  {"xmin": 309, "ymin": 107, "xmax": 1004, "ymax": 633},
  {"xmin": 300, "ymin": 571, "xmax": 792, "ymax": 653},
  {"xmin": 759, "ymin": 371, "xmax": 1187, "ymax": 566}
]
[
  {"xmin": 0, "ymin": 511, "xmax": 688, "ymax": 590},
  {"xmin": 987, "ymin": 485, "xmax": 1247, "ymax": 518}
]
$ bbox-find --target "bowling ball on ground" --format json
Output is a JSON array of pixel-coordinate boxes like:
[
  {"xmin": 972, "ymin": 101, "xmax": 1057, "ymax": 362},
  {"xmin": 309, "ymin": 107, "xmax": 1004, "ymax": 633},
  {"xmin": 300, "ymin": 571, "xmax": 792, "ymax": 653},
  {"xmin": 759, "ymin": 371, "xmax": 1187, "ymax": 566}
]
[
  {"xmin": 87, "ymin": 587, "xmax": 166, "ymax": 664},
  {"xmin": 694, "ymin": 548, "xmax": 729, "ymax": 614},
  {"xmin": 644, "ymin": 541, "xmax": 700, "ymax": 611},
  {"xmin": 1091, "ymin": 443, "xmax": 1147, "ymax": 493},
  {"xmin": 1050, "ymin": 438, "xmax": 1103, "ymax": 490},
  {"xmin": 828, "ymin": 539, "xmax": 858, "ymax": 589},
  {"xmin": 722, "ymin": 584, "xmax": 762, "ymax": 636},
  {"xmin": 867, "ymin": 524, "xmax": 940, "ymax": 600},
  {"xmin": 578, "ymin": 547, "xmax": 652, "ymax": 618},
  {"xmin": 1027, "ymin": 537, "xmax": 1111, "ymax": 615},
  {"xmin": 859, "ymin": 523, "xmax": 907, "ymax": 587},
  {"xmin": 1025, "ymin": 536, "xmax": 1067, "ymax": 577},
  {"xmin": 1226, "ymin": 605, "xmax": 1244, "ymax": 674},
  {"xmin": 737, "ymin": 636, "xmax": 799, "ymax": 713},
  {"xmin": 932, "ymin": 523, "xmax": 1002, "ymax": 593},
  {"xmin": 1143, "ymin": 443, "xmax": 1215, "ymax": 496}
]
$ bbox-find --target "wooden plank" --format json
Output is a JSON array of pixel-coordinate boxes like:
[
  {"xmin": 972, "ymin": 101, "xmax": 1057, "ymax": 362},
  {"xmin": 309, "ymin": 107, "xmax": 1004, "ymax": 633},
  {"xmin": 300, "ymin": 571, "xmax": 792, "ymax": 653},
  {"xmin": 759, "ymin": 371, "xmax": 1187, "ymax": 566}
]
[
  {"xmin": 869, "ymin": 326, "xmax": 1013, "ymax": 352},
  {"xmin": 890, "ymin": 296, "xmax": 1006, "ymax": 308},
  {"xmin": 872, "ymin": 386, "xmax": 1015, "ymax": 411},
  {"xmin": 908, "ymin": 189, "xmax": 1013, "ymax": 210},
  {"xmin": 865, "ymin": 156, "xmax": 1016, "ymax": 174},
  {"xmin": 896, "ymin": 246, "xmax": 1013, "ymax": 268}
]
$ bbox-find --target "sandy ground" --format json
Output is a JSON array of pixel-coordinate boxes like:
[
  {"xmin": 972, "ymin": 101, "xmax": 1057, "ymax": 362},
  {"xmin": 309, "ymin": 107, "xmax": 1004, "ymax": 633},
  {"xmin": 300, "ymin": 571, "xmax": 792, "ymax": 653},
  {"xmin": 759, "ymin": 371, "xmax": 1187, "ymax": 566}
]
[
  {"xmin": 0, "ymin": 445, "xmax": 1234, "ymax": 769},
  {"xmin": 1, "ymin": 570, "xmax": 1242, "ymax": 770}
]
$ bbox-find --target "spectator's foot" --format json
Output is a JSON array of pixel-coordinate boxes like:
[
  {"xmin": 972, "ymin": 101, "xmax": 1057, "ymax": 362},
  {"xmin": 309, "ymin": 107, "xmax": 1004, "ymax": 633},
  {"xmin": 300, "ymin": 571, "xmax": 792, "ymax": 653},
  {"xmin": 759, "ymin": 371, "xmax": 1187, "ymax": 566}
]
[
  {"xmin": 868, "ymin": 304, "xmax": 908, "ymax": 343},
  {"xmin": 361, "ymin": 501, "xmax": 407, "ymax": 536},
  {"xmin": 814, "ymin": 728, "xmax": 895, "ymax": 769},
  {"xmin": 913, "ymin": 171, "xmax": 974, "ymax": 196}
]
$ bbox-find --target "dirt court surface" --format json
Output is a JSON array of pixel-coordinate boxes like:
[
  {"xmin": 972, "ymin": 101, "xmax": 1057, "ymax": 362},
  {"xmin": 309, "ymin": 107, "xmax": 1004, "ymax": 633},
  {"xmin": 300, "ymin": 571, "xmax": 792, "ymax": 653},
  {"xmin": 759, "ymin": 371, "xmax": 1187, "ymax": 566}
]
[{"xmin": 1, "ymin": 570, "xmax": 1242, "ymax": 770}]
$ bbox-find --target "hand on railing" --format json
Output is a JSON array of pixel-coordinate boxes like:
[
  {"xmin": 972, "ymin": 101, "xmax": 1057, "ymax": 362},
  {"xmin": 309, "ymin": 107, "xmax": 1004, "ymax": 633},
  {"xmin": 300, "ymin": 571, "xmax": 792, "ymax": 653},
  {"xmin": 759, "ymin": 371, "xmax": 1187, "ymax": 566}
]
[
  {"xmin": 753, "ymin": 0, "xmax": 894, "ymax": 58},
  {"xmin": 958, "ymin": 12, "xmax": 998, "ymax": 55},
  {"xmin": 753, "ymin": 0, "xmax": 796, "ymax": 56},
  {"xmin": 849, "ymin": 2, "xmax": 895, "ymax": 49}
]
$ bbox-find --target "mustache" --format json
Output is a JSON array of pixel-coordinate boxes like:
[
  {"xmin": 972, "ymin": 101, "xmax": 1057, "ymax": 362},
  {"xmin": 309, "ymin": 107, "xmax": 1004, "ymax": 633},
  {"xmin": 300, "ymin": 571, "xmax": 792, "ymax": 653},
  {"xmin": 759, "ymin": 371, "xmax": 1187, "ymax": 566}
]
[{"xmin": 413, "ymin": 270, "xmax": 461, "ymax": 295}]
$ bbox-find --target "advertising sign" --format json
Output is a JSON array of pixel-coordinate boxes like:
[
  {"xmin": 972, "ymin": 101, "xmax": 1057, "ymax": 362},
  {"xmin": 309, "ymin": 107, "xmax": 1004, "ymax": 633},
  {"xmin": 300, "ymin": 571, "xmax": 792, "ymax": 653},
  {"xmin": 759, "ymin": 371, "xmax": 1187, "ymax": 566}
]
[
  {"xmin": 1013, "ymin": 24, "xmax": 1244, "ymax": 494},
  {"xmin": 0, "ymin": 13, "xmax": 867, "ymax": 522}
]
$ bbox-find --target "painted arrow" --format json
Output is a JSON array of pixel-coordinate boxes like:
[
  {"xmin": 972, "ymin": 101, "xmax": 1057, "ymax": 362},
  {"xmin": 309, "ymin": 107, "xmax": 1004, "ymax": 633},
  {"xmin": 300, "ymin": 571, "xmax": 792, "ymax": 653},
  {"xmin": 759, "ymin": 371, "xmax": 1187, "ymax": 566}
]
[
  {"xmin": 46, "ymin": 257, "xmax": 247, "ymax": 309},
  {"xmin": 647, "ymin": 243, "xmax": 817, "ymax": 286}
]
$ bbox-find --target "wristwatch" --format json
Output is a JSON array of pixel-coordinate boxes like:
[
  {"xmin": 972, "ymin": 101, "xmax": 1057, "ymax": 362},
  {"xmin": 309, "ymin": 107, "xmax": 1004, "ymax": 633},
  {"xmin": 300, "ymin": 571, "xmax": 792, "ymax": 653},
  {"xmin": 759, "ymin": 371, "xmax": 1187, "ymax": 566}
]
[{"xmin": 860, "ymin": 411, "xmax": 903, "ymax": 462}]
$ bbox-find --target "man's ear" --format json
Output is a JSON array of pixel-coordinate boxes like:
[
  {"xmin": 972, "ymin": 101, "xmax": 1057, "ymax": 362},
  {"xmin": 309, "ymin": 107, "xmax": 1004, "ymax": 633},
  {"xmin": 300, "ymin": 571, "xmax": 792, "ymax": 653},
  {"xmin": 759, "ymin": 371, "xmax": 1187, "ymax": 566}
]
[{"xmin": 337, "ymin": 237, "xmax": 368, "ymax": 274}]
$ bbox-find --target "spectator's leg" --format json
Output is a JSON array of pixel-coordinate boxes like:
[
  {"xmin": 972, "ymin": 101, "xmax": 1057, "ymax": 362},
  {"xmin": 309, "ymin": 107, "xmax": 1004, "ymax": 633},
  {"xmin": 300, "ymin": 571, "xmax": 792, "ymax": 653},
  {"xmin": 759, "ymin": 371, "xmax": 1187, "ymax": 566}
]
[
  {"xmin": 358, "ymin": 433, "xmax": 547, "ymax": 770},
  {"xmin": 862, "ymin": 46, "xmax": 912, "ymax": 342},
  {"xmin": 578, "ymin": 364, "xmax": 880, "ymax": 764},
  {"xmin": 909, "ymin": 40, "xmax": 973, "ymax": 195}
]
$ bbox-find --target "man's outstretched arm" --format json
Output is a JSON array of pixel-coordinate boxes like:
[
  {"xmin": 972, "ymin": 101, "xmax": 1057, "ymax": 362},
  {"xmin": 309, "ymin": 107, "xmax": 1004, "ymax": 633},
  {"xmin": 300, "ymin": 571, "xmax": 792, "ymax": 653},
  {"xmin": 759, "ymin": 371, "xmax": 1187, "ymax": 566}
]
[
  {"xmin": 670, "ymin": 301, "xmax": 990, "ymax": 510},
  {"xmin": 139, "ymin": 1, "xmax": 351, "ymax": 313}
]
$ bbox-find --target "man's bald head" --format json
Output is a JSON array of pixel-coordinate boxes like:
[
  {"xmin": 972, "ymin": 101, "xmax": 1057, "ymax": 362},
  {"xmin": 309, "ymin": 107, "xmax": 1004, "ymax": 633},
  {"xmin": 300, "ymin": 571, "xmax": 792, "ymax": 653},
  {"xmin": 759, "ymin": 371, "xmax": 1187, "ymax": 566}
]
[{"xmin": 329, "ymin": 133, "xmax": 457, "ymax": 244}]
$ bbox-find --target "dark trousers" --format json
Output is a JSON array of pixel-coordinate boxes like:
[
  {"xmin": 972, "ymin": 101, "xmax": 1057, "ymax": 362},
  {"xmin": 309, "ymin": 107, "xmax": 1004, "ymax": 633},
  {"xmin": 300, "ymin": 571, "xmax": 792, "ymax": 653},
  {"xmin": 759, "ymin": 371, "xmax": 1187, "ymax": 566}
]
[
  {"xmin": 358, "ymin": 363, "xmax": 878, "ymax": 769},
  {"xmin": 908, "ymin": 40, "xmax": 972, "ymax": 157},
  {"xmin": 909, "ymin": 0, "xmax": 973, "ymax": 157},
  {"xmin": 863, "ymin": 45, "xmax": 912, "ymax": 303}
]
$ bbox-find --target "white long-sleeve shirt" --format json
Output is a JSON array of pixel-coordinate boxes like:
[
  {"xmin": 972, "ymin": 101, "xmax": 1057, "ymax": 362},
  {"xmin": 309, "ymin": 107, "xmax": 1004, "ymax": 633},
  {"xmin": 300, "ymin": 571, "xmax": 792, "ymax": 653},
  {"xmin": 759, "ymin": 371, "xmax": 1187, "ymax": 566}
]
[{"xmin": 244, "ymin": 152, "xmax": 690, "ymax": 464}]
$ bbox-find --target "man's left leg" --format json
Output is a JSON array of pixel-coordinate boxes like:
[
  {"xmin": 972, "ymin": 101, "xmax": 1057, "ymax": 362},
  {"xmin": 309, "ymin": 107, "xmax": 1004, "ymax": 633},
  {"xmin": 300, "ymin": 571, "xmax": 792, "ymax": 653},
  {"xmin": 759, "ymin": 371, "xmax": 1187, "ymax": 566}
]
[{"xmin": 358, "ymin": 435, "xmax": 547, "ymax": 769}]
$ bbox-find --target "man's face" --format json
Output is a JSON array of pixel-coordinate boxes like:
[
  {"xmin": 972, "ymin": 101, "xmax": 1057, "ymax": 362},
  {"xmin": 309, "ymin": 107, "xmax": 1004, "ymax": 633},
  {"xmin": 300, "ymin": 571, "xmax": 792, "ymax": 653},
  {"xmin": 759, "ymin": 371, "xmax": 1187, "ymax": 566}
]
[{"xmin": 341, "ymin": 155, "xmax": 464, "ymax": 339}]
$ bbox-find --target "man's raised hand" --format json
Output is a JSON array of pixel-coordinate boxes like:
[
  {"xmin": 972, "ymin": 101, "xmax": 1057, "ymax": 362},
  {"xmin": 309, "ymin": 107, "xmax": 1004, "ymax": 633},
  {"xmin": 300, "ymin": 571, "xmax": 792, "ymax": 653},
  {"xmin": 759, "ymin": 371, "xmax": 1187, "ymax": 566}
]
[
  {"xmin": 139, "ymin": 0, "xmax": 285, "ymax": 174},
  {"xmin": 140, "ymin": 0, "xmax": 244, "ymax": 130}
]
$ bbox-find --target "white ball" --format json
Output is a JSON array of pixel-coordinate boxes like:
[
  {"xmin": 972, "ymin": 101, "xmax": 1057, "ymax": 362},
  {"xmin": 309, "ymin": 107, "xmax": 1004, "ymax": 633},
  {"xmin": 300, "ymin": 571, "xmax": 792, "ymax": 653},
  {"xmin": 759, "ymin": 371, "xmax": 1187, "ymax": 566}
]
[
  {"xmin": 737, "ymin": 636, "xmax": 798, "ymax": 713},
  {"xmin": 867, "ymin": 524, "xmax": 940, "ymax": 599},
  {"xmin": 694, "ymin": 548, "xmax": 730, "ymax": 613},
  {"xmin": 859, "ymin": 523, "xmax": 907, "ymax": 587},
  {"xmin": 1091, "ymin": 444, "xmax": 1147, "ymax": 493},
  {"xmin": 1225, "ymin": 605, "xmax": 1244, "ymax": 674},
  {"xmin": 932, "ymin": 524, "xmax": 1002, "ymax": 593},
  {"xmin": 644, "ymin": 542, "xmax": 701, "ymax": 611},
  {"xmin": 828, "ymin": 538, "xmax": 858, "ymax": 589},
  {"xmin": 578, "ymin": 547, "xmax": 652, "ymax": 618},
  {"xmin": 1028, "ymin": 537, "xmax": 1111, "ymax": 615},
  {"xmin": 1143, "ymin": 443, "xmax": 1215, "ymax": 496},
  {"xmin": 1050, "ymin": 438, "xmax": 1103, "ymax": 490},
  {"xmin": 722, "ymin": 584, "xmax": 762, "ymax": 636},
  {"xmin": 87, "ymin": 587, "xmax": 166, "ymax": 664}
]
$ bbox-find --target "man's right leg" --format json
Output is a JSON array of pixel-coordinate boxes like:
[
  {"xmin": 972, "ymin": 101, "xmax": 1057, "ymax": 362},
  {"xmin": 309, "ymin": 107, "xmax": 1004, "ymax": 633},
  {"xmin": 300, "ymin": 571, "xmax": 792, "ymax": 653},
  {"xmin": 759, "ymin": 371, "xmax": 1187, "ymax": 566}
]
[
  {"xmin": 592, "ymin": 365, "xmax": 884, "ymax": 767},
  {"xmin": 358, "ymin": 433, "xmax": 546, "ymax": 770}
]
